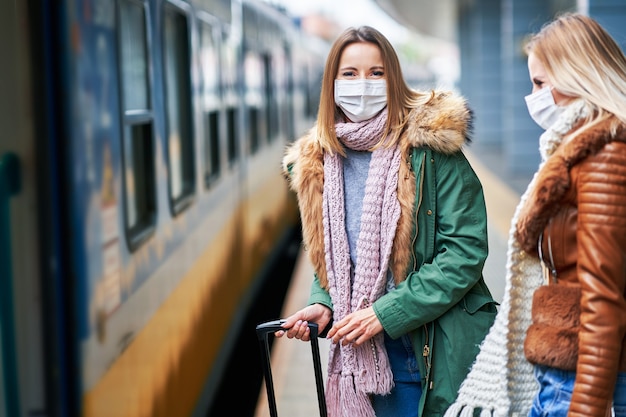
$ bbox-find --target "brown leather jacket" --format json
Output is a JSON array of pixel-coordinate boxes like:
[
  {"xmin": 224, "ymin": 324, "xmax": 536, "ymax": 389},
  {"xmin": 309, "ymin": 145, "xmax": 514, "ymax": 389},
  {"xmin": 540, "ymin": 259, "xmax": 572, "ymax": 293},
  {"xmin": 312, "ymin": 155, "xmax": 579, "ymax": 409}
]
[{"xmin": 516, "ymin": 116, "xmax": 626, "ymax": 416}]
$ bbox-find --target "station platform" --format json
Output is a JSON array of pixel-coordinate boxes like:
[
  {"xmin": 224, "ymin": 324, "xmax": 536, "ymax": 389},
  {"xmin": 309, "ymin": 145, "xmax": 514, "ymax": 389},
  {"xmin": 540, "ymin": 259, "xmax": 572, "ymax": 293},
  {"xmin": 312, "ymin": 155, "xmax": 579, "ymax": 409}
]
[{"xmin": 254, "ymin": 148, "xmax": 527, "ymax": 417}]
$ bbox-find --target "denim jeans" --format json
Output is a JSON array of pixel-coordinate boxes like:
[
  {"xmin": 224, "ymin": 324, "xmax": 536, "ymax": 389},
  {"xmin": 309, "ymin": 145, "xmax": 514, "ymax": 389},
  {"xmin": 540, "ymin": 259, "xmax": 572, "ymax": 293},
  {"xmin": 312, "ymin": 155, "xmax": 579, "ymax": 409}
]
[
  {"xmin": 529, "ymin": 365, "xmax": 626, "ymax": 416},
  {"xmin": 614, "ymin": 372, "xmax": 626, "ymax": 416},
  {"xmin": 371, "ymin": 332, "xmax": 421, "ymax": 417}
]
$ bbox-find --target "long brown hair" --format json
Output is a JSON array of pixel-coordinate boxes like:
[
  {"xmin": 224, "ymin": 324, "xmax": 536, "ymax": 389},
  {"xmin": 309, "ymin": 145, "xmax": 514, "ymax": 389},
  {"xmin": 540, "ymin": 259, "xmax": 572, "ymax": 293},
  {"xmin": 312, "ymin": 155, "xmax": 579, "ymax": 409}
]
[{"xmin": 316, "ymin": 26, "xmax": 432, "ymax": 155}]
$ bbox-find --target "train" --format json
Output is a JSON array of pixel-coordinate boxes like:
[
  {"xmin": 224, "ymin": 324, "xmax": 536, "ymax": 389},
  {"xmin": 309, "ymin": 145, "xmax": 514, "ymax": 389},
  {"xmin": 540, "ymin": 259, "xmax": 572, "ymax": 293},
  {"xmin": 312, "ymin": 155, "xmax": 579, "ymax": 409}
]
[{"xmin": 0, "ymin": 0, "xmax": 326, "ymax": 416}]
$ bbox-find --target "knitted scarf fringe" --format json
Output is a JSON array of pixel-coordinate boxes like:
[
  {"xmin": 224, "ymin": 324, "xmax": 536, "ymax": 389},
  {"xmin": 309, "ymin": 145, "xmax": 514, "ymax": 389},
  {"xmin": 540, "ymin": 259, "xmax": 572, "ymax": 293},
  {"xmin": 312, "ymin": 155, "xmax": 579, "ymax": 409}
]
[
  {"xmin": 325, "ymin": 338, "xmax": 394, "ymax": 417},
  {"xmin": 444, "ymin": 403, "xmax": 507, "ymax": 417},
  {"xmin": 326, "ymin": 373, "xmax": 376, "ymax": 417}
]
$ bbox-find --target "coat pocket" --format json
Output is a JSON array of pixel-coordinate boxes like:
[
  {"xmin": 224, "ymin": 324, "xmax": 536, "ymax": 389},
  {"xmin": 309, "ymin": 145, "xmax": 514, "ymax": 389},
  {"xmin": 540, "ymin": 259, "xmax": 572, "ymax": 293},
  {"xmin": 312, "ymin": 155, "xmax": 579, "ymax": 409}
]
[
  {"xmin": 424, "ymin": 291, "xmax": 497, "ymax": 413},
  {"xmin": 525, "ymin": 284, "xmax": 581, "ymax": 371}
]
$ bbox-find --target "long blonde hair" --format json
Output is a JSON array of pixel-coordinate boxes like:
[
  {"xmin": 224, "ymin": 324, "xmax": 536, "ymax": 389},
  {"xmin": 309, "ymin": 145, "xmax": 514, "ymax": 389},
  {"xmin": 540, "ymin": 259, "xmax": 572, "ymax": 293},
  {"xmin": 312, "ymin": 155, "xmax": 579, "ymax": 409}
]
[
  {"xmin": 525, "ymin": 13, "xmax": 626, "ymax": 133},
  {"xmin": 316, "ymin": 26, "xmax": 433, "ymax": 155}
]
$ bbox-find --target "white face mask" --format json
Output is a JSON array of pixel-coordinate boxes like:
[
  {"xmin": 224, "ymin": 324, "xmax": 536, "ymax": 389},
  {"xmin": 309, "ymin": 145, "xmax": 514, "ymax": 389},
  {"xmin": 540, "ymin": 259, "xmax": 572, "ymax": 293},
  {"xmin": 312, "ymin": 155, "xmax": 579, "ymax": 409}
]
[
  {"xmin": 334, "ymin": 79, "xmax": 387, "ymax": 122},
  {"xmin": 524, "ymin": 86, "xmax": 565, "ymax": 130}
]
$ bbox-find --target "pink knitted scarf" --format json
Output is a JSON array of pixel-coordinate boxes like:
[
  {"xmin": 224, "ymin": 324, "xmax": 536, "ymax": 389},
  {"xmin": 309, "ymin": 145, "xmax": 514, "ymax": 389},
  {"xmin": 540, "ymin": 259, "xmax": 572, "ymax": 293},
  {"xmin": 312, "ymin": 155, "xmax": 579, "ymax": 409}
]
[{"xmin": 323, "ymin": 108, "xmax": 403, "ymax": 417}]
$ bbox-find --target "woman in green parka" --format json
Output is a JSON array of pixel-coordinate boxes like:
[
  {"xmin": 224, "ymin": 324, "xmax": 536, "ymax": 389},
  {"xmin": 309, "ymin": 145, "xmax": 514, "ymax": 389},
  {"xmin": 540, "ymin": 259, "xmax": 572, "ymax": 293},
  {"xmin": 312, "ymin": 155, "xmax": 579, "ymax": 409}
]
[{"xmin": 275, "ymin": 26, "xmax": 497, "ymax": 417}]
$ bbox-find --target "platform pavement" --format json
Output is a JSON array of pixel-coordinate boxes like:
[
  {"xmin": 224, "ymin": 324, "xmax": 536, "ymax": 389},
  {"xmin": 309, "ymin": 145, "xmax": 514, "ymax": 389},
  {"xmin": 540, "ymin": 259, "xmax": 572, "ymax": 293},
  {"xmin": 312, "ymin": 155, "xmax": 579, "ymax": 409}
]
[{"xmin": 254, "ymin": 148, "xmax": 526, "ymax": 417}]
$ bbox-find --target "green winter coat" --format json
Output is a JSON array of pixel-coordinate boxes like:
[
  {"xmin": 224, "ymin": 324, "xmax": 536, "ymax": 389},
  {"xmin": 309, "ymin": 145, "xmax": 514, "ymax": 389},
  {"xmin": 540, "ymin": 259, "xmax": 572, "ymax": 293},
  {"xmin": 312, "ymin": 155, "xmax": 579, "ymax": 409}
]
[{"xmin": 284, "ymin": 90, "xmax": 498, "ymax": 416}]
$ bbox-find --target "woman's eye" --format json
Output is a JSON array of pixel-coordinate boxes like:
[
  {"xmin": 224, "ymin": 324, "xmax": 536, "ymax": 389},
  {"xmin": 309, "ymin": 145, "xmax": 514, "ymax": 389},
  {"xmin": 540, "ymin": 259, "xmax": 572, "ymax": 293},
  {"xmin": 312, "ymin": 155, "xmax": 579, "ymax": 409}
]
[
  {"xmin": 372, "ymin": 71, "xmax": 384, "ymax": 77},
  {"xmin": 341, "ymin": 71, "xmax": 355, "ymax": 77}
]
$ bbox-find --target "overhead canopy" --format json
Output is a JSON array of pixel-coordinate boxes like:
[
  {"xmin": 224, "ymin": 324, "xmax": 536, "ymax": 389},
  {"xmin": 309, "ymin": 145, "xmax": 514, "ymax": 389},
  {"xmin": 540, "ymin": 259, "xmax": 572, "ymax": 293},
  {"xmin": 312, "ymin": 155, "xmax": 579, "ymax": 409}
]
[{"xmin": 372, "ymin": 0, "xmax": 457, "ymax": 42}]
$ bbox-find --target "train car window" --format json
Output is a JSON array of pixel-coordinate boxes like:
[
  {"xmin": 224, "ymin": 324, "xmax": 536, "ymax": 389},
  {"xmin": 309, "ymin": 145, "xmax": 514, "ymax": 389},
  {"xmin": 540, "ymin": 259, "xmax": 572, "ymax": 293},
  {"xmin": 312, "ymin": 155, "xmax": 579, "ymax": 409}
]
[
  {"xmin": 226, "ymin": 107, "xmax": 238, "ymax": 164},
  {"xmin": 163, "ymin": 4, "xmax": 195, "ymax": 215},
  {"xmin": 244, "ymin": 50, "xmax": 264, "ymax": 154},
  {"xmin": 265, "ymin": 55, "xmax": 272, "ymax": 143},
  {"xmin": 198, "ymin": 21, "xmax": 221, "ymax": 187},
  {"xmin": 119, "ymin": 1, "xmax": 150, "ymax": 109},
  {"xmin": 123, "ymin": 123, "xmax": 156, "ymax": 233},
  {"xmin": 264, "ymin": 53, "xmax": 278, "ymax": 143},
  {"xmin": 282, "ymin": 43, "xmax": 295, "ymax": 141},
  {"xmin": 118, "ymin": 0, "xmax": 157, "ymax": 250},
  {"xmin": 307, "ymin": 61, "xmax": 322, "ymax": 119},
  {"xmin": 222, "ymin": 35, "xmax": 239, "ymax": 167},
  {"xmin": 248, "ymin": 106, "xmax": 260, "ymax": 154}
]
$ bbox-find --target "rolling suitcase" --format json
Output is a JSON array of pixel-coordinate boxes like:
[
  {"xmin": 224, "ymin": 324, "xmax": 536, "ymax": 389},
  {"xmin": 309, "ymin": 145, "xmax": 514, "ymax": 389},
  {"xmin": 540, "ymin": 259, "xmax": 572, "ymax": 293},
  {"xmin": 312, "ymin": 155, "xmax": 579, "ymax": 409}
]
[{"xmin": 255, "ymin": 319, "xmax": 328, "ymax": 417}]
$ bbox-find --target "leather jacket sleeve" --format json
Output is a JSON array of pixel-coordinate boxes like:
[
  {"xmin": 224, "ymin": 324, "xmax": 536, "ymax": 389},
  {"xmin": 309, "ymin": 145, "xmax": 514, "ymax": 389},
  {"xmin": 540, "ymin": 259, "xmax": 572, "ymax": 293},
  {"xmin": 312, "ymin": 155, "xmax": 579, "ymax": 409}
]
[{"xmin": 570, "ymin": 141, "xmax": 626, "ymax": 416}]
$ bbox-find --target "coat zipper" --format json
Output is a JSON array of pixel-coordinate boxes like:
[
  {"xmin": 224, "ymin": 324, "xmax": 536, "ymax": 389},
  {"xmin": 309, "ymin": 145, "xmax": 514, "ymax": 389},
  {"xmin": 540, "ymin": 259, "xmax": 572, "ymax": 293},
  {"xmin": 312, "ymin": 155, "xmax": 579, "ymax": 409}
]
[
  {"xmin": 407, "ymin": 148, "xmax": 433, "ymax": 390},
  {"xmin": 411, "ymin": 151, "xmax": 426, "ymax": 271},
  {"xmin": 411, "ymin": 150, "xmax": 432, "ymax": 389},
  {"xmin": 422, "ymin": 323, "xmax": 433, "ymax": 389}
]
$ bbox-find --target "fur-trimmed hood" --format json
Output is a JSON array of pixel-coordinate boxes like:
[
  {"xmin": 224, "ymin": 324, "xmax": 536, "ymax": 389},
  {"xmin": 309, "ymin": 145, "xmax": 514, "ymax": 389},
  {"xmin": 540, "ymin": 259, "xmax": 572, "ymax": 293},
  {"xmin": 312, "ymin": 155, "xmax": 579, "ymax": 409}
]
[{"xmin": 282, "ymin": 90, "xmax": 472, "ymax": 288}]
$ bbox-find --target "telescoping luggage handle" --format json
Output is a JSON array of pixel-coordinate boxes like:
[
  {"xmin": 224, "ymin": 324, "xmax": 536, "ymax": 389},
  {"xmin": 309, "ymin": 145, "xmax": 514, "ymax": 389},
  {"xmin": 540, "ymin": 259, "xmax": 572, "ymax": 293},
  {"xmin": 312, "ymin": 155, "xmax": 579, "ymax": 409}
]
[{"xmin": 255, "ymin": 319, "xmax": 328, "ymax": 417}]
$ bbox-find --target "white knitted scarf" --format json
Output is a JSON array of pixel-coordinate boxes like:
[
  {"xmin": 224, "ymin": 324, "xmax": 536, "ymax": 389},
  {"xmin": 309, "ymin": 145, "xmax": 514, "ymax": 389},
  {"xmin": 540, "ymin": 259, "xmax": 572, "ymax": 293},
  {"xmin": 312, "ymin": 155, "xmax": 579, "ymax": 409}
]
[
  {"xmin": 444, "ymin": 100, "xmax": 588, "ymax": 417},
  {"xmin": 323, "ymin": 108, "xmax": 403, "ymax": 417}
]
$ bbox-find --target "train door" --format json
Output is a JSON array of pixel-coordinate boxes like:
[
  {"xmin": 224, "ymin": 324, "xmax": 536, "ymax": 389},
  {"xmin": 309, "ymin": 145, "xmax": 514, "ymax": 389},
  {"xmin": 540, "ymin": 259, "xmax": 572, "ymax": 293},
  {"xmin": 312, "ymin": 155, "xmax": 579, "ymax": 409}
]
[
  {"xmin": 0, "ymin": 2, "xmax": 39, "ymax": 416},
  {"xmin": 0, "ymin": 2, "xmax": 23, "ymax": 411},
  {"xmin": 0, "ymin": 1, "xmax": 73, "ymax": 416}
]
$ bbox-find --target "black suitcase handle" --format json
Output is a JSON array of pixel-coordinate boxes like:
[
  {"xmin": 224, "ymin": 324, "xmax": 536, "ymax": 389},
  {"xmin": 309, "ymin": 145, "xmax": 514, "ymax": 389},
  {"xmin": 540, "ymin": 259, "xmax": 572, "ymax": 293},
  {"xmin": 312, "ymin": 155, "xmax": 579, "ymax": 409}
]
[{"xmin": 256, "ymin": 319, "xmax": 328, "ymax": 417}]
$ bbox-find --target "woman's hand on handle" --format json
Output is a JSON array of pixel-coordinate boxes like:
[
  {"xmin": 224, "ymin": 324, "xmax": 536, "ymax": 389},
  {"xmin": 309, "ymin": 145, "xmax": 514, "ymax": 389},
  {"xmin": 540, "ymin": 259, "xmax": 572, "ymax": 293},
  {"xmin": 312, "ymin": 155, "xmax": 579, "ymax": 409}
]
[{"xmin": 274, "ymin": 303, "xmax": 332, "ymax": 342}]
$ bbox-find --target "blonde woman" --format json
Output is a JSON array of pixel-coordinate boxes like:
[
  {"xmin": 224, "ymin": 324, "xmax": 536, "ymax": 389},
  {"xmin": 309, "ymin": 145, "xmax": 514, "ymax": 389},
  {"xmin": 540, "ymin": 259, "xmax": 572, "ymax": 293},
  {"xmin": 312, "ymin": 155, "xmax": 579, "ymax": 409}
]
[{"xmin": 446, "ymin": 13, "xmax": 626, "ymax": 417}]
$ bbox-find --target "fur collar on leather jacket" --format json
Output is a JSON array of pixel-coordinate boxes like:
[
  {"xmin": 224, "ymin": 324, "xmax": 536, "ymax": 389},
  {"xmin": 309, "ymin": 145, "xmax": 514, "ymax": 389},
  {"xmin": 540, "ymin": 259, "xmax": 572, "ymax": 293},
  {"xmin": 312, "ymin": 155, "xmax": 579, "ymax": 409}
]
[
  {"xmin": 282, "ymin": 91, "xmax": 472, "ymax": 289},
  {"xmin": 516, "ymin": 116, "xmax": 626, "ymax": 254}
]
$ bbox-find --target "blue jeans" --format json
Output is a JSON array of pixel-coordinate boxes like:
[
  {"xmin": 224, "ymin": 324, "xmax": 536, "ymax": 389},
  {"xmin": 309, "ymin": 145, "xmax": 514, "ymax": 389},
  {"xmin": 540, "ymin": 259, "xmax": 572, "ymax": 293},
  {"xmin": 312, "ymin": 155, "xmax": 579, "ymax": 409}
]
[
  {"xmin": 371, "ymin": 332, "xmax": 421, "ymax": 417},
  {"xmin": 529, "ymin": 365, "xmax": 626, "ymax": 416},
  {"xmin": 614, "ymin": 372, "xmax": 626, "ymax": 416}
]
